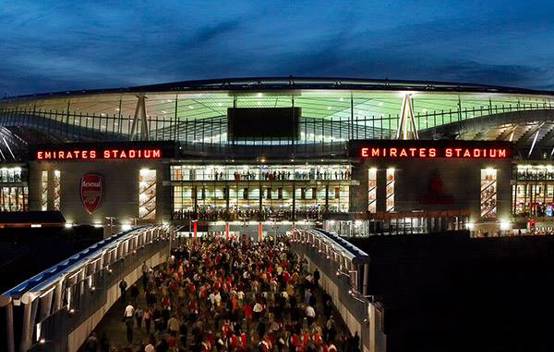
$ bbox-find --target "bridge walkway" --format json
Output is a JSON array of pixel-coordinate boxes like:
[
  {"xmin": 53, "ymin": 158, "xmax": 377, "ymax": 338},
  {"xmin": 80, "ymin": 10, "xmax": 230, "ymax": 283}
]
[{"xmin": 85, "ymin": 237, "xmax": 356, "ymax": 351}]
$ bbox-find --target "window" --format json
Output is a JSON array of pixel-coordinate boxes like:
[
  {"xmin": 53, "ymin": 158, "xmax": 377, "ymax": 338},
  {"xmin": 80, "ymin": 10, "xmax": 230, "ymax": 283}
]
[
  {"xmin": 368, "ymin": 168, "xmax": 377, "ymax": 213},
  {"xmin": 481, "ymin": 168, "xmax": 497, "ymax": 219},
  {"xmin": 386, "ymin": 168, "xmax": 395, "ymax": 212},
  {"xmin": 41, "ymin": 170, "xmax": 48, "ymax": 211},
  {"xmin": 53, "ymin": 170, "xmax": 61, "ymax": 211},
  {"xmin": 139, "ymin": 169, "xmax": 156, "ymax": 220}
]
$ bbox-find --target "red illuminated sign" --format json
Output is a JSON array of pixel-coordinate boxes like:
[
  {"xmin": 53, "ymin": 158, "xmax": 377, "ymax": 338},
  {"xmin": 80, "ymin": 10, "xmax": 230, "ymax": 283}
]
[
  {"xmin": 360, "ymin": 146, "xmax": 509, "ymax": 159},
  {"xmin": 36, "ymin": 148, "xmax": 162, "ymax": 161}
]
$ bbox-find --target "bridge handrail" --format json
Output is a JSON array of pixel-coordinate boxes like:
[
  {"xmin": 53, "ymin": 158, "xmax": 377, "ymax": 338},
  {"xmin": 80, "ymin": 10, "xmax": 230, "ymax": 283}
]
[
  {"xmin": 293, "ymin": 228, "xmax": 369, "ymax": 264},
  {"xmin": 312, "ymin": 228, "xmax": 369, "ymax": 262}
]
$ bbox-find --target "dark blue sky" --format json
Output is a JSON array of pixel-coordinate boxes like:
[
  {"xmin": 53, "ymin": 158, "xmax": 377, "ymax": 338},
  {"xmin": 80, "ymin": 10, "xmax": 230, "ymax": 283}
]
[{"xmin": 2, "ymin": 0, "xmax": 554, "ymax": 95}]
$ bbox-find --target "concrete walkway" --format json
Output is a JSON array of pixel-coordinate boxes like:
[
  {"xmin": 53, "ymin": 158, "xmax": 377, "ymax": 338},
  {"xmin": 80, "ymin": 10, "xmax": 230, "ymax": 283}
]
[{"xmin": 83, "ymin": 251, "xmax": 354, "ymax": 351}]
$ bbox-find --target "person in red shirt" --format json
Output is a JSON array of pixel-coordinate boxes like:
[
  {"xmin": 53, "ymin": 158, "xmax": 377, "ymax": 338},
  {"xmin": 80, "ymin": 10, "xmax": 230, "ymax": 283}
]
[{"xmin": 243, "ymin": 303, "xmax": 253, "ymax": 321}]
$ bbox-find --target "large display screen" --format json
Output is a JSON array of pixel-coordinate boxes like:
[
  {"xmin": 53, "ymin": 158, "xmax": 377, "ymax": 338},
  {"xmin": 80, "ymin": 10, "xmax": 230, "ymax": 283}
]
[{"xmin": 227, "ymin": 107, "xmax": 300, "ymax": 140}]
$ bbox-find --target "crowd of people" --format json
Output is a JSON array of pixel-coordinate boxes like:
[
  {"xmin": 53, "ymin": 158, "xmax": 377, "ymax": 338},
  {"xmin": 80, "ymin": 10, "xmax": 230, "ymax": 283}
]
[
  {"xmin": 84, "ymin": 235, "xmax": 362, "ymax": 352},
  {"xmin": 206, "ymin": 169, "xmax": 351, "ymax": 182},
  {"xmin": 172, "ymin": 207, "xmax": 327, "ymax": 222}
]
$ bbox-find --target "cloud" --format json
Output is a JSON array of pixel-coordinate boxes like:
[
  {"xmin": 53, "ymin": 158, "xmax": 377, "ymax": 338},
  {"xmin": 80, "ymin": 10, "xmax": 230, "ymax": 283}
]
[{"xmin": 1, "ymin": 1, "xmax": 554, "ymax": 95}]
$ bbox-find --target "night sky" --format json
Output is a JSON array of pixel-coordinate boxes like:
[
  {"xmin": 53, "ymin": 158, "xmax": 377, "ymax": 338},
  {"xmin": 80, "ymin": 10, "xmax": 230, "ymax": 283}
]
[{"xmin": 1, "ymin": 0, "xmax": 554, "ymax": 96}]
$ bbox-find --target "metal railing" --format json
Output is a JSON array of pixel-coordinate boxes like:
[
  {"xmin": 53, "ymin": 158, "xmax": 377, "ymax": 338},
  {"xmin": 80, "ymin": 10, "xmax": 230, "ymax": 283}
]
[{"xmin": 1, "ymin": 101, "xmax": 553, "ymax": 144}]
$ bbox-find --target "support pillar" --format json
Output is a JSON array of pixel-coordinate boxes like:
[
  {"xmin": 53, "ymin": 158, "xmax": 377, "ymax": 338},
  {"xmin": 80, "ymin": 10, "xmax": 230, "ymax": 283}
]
[
  {"xmin": 130, "ymin": 95, "xmax": 149, "ymax": 141},
  {"xmin": 395, "ymin": 94, "xmax": 419, "ymax": 140}
]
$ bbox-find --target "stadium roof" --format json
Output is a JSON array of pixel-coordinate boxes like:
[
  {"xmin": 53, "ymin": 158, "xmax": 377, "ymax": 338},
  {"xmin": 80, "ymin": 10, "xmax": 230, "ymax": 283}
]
[{"xmin": 3, "ymin": 77, "xmax": 554, "ymax": 101}]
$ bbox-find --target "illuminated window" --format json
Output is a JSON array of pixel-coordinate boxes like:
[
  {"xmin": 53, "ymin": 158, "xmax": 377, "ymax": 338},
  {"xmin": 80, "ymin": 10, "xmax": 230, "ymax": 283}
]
[
  {"xmin": 368, "ymin": 168, "xmax": 377, "ymax": 213},
  {"xmin": 386, "ymin": 168, "xmax": 395, "ymax": 212},
  {"xmin": 481, "ymin": 168, "xmax": 497, "ymax": 219},
  {"xmin": 41, "ymin": 170, "xmax": 48, "ymax": 211},
  {"xmin": 139, "ymin": 169, "xmax": 156, "ymax": 220},
  {"xmin": 53, "ymin": 170, "xmax": 61, "ymax": 211},
  {"xmin": 0, "ymin": 186, "xmax": 27, "ymax": 211}
]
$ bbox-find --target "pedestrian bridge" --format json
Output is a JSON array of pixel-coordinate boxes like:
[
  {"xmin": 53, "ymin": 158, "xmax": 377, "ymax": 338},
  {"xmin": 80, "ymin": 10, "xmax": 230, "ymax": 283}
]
[
  {"xmin": 1, "ymin": 226, "xmax": 385, "ymax": 352},
  {"xmin": 0, "ymin": 225, "xmax": 173, "ymax": 352}
]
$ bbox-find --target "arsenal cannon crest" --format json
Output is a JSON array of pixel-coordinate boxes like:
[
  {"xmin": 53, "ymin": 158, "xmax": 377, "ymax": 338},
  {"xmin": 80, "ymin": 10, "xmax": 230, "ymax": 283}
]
[{"xmin": 80, "ymin": 173, "xmax": 103, "ymax": 214}]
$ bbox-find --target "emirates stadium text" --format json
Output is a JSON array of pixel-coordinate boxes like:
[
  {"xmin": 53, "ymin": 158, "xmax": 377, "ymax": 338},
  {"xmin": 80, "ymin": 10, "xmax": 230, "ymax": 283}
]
[{"xmin": 36, "ymin": 148, "xmax": 162, "ymax": 160}]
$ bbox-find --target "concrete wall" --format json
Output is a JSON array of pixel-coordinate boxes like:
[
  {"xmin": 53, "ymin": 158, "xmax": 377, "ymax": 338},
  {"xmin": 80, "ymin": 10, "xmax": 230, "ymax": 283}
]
[
  {"xmin": 29, "ymin": 160, "xmax": 171, "ymax": 225},
  {"xmin": 351, "ymin": 158, "xmax": 512, "ymax": 220}
]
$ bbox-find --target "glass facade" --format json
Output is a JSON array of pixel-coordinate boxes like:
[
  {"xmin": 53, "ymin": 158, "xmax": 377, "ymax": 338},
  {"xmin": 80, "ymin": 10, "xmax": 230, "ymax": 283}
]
[
  {"xmin": 0, "ymin": 166, "xmax": 27, "ymax": 212},
  {"xmin": 171, "ymin": 163, "xmax": 351, "ymax": 221},
  {"xmin": 513, "ymin": 165, "xmax": 554, "ymax": 217}
]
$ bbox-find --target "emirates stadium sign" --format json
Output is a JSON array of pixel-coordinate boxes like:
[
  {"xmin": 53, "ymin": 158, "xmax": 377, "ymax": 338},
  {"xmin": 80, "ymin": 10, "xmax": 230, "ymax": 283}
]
[
  {"xmin": 80, "ymin": 174, "xmax": 103, "ymax": 214},
  {"xmin": 360, "ymin": 146, "xmax": 509, "ymax": 159},
  {"xmin": 351, "ymin": 140, "xmax": 512, "ymax": 160},
  {"xmin": 36, "ymin": 148, "xmax": 161, "ymax": 161},
  {"xmin": 32, "ymin": 142, "xmax": 176, "ymax": 161}
]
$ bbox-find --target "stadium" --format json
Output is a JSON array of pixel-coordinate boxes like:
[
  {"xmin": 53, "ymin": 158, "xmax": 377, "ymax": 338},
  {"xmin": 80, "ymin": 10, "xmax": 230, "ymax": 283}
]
[{"xmin": 0, "ymin": 77, "xmax": 553, "ymax": 235}]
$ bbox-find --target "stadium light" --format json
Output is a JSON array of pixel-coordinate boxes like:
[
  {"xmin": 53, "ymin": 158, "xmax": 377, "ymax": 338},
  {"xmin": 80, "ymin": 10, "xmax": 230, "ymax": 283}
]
[{"xmin": 500, "ymin": 219, "xmax": 511, "ymax": 231}]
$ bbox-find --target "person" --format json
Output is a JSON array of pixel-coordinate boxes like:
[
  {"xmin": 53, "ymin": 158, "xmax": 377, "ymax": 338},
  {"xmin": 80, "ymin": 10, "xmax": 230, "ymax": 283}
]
[
  {"xmin": 179, "ymin": 318, "xmax": 188, "ymax": 348},
  {"xmin": 325, "ymin": 315, "xmax": 337, "ymax": 342},
  {"xmin": 145, "ymin": 335, "xmax": 156, "ymax": 352},
  {"xmin": 124, "ymin": 304, "xmax": 135, "ymax": 320},
  {"xmin": 83, "ymin": 331, "xmax": 99, "ymax": 352},
  {"xmin": 142, "ymin": 262, "xmax": 149, "ymax": 289},
  {"xmin": 352, "ymin": 331, "xmax": 361, "ymax": 352},
  {"xmin": 167, "ymin": 315, "xmax": 180, "ymax": 336},
  {"xmin": 313, "ymin": 268, "xmax": 321, "ymax": 288},
  {"xmin": 123, "ymin": 302, "xmax": 135, "ymax": 344},
  {"xmin": 135, "ymin": 306, "xmax": 144, "ymax": 329},
  {"xmin": 99, "ymin": 332, "xmax": 110, "ymax": 352},
  {"xmin": 305, "ymin": 304, "xmax": 316, "ymax": 326},
  {"xmin": 125, "ymin": 316, "xmax": 134, "ymax": 345},
  {"xmin": 119, "ymin": 279, "xmax": 128, "ymax": 303},
  {"xmin": 323, "ymin": 294, "xmax": 333, "ymax": 319},
  {"xmin": 143, "ymin": 308, "xmax": 152, "ymax": 334},
  {"xmin": 130, "ymin": 284, "xmax": 140, "ymax": 304}
]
